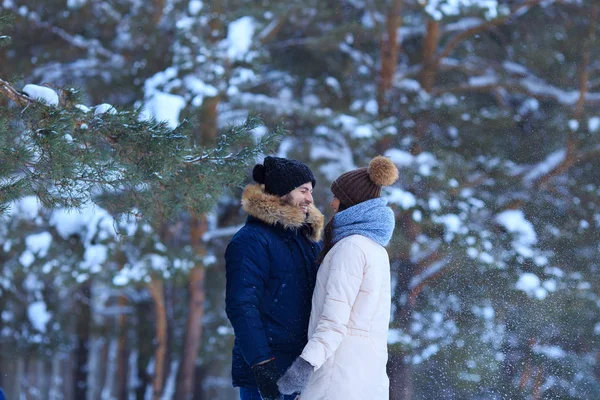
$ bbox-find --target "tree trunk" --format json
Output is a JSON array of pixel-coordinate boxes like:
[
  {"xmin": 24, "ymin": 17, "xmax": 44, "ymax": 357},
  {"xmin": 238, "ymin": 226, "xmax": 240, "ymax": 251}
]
[
  {"xmin": 174, "ymin": 60, "xmax": 221, "ymax": 397},
  {"xmin": 116, "ymin": 287, "xmax": 130, "ymax": 399},
  {"xmin": 174, "ymin": 263, "xmax": 207, "ymax": 400},
  {"xmin": 197, "ymin": 96, "xmax": 220, "ymax": 145},
  {"xmin": 74, "ymin": 281, "xmax": 92, "ymax": 400},
  {"xmin": 377, "ymin": 0, "xmax": 405, "ymax": 117},
  {"xmin": 174, "ymin": 217, "xmax": 209, "ymax": 400},
  {"xmin": 148, "ymin": 278, "xmax": 168, "ymax": 400},
  {"xmin": 153, "ymin": 0, "xmax": 165, "ymax": 24},
  {"xmin": 136, "ymin": 299, "xmax": 154, "ymax": 400},
  {"xmin": 388, "ymin": 213, "xmax": 419, "ymax": 399},
  {"xmin": 388, "ymin": 350, "xmax": 413, "ymax": 400},
  {"xmin": 419, "ymin": 20, "xmax": 440, "ymax": 93}
]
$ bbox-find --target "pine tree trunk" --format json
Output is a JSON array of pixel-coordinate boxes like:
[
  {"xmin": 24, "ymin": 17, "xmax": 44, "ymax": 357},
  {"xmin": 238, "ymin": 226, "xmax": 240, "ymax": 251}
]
[
  {"xmin": 49, "ymin": 356, "xmax": 61, "ymax": 400},
  {"xmin": 0, "ymin": 348, "xmax": 3, "ymax": 389},
  {"xmin": 116, "ymin": 292, "xmax": 130, "ymax": 399},
  {"xmin": 136, "ymin": 299, "xmax": 154, "ymax": 400},
  {"xmin": 174, "ymin": 217, "xmax": 208, "ymax": 400},
  {"xmin": 388, "ymin": 213, "xmax": 419, "ymax": 399},
  {"xmin": 173, "ymin": 64, "xmax": 221, "ymax": 398},
  {"xmin": 87, "ymin": 336, "xmax": 105, "ymax": 400},
  {"xmin": 388, "ymin": 350, "xmax": 413, "ymax": 400},
  {"xmin": 198, "ymin": 96, "xmax": 220, "ymax": 145},
  {"xmin": 377, "ymin": 0, "xmax": 405, "ymax": 117},
  {"xmin": 148, "ymin": 278, "xmax": 168, "ymax": 400},
  {"xmin": 418, "ymin": 20, "xmax": 440, "ymax": 93},
  {"xmin": 74, "ymin": 281, "xmax": 92, "ymax": 400},
  {"xmin": 153, "ymin": 0, "xmax": 165, "ymax": 24}
]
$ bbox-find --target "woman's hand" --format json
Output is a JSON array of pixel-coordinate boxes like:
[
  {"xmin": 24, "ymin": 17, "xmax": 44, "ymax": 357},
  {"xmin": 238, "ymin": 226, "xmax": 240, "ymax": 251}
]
[{"xmin": 277, "ymin": 357, "xmax": 314, "ymax": 395}]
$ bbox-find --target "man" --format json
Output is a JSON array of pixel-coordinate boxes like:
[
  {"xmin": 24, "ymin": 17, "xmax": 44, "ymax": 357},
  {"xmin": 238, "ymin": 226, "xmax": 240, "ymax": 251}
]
[{"xmin": 225, "ymin": 156, "xmax": 324, "ymax": 400}]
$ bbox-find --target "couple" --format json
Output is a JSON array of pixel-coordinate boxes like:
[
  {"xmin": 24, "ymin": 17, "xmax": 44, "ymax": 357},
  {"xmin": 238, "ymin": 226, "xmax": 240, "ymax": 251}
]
[{"xmin": 225, "ymin": 155, "xmax": 398, "ymax": 400}]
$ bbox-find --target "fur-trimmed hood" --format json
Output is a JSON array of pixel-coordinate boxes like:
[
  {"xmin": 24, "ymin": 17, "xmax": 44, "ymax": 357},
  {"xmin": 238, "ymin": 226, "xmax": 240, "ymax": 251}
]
[{"xmin": 241, "ymin": 184, "xmax": 324, "ymax": 242}]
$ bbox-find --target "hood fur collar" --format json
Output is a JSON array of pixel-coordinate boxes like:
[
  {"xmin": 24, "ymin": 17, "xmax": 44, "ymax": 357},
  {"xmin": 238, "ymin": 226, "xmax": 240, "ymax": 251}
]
[{"xmin": 242, "ymin": 184, "xmax": 324, "ymax": 242}]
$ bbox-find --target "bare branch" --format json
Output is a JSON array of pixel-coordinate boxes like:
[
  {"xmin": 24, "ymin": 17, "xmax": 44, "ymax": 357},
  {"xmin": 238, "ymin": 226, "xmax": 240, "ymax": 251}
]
[
  {"xmin": 258, "ymin": 16, "xmax": 288, "ymax": 45},
  {"xmin": 0, "ymin": 76, "xmax": 30, "ymax": 107}
]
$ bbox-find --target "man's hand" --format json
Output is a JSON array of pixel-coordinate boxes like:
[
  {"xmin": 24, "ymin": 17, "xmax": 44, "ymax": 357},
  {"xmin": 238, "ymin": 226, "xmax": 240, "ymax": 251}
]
[
  {"xmin": 252, "ymin": 360, "xmax": 283, "ymax": 400},
  {"xmin": 277, "ymin": 357, "xmax": 314, "ymax": 395}
]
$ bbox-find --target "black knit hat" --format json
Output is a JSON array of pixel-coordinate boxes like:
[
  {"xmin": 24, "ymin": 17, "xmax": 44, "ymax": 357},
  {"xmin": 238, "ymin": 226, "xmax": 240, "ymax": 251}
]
[
  {"xmin": 252, "ymin": 156, "xmax": 316, "ymax": 196},
  {"xmin": 331, "ymin": 156, "xmax": 399, "ymax": 207}
]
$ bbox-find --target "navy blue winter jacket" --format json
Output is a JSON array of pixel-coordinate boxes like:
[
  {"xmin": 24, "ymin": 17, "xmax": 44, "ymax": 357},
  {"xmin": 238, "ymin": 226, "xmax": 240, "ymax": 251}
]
[{"xmin": 225, "ymin": 184, "xmax": 323, "ymax": 388}]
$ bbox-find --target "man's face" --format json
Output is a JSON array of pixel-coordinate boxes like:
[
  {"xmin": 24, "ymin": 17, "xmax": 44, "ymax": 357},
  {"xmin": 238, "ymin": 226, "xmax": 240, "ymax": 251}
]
[{"xmin": 282, "ymin": 182, "xmax": 314, "ymax": 214}]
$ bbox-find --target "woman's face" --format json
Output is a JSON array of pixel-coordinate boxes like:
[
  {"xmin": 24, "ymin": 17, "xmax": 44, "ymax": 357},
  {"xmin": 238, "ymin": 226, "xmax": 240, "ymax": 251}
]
[{"xmin": 330, "ymin": 196, "xmax": 341, "ymax": 213}]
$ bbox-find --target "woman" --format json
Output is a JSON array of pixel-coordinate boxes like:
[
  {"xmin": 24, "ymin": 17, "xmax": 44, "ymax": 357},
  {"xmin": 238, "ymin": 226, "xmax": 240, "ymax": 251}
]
[{"xmin": 278, "ymin": 156, "xmax": 398, "ymax": 400}]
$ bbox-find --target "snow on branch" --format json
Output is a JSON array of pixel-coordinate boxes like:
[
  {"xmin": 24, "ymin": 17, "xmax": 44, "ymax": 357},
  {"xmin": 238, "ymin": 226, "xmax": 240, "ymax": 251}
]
[
  {"xmin": 409, "ymin": 258, "xmax": 450, "ymax": 290},
  {"xmin": 432, "ymin": 78, "xmax": 600, "ymax": 107},
  {"xmin": 202, "ymin": 224, "xmax": 243, "ymax": 242}
]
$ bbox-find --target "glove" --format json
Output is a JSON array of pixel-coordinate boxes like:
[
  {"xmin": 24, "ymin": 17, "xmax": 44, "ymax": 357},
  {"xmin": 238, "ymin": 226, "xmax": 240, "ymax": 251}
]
[
  {"xmin": 252, "ymin": 360, "xmax": 283, "ymax": 400},
  {"xmin": 277, "ymin": 357, "xmax": 314, "ymax": 395}
]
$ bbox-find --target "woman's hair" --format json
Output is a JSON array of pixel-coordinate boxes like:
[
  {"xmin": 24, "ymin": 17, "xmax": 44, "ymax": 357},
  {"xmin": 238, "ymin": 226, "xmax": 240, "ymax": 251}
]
[{"xmin": 316, "ymin": 201, "xmax": 348, "ymax": 265}]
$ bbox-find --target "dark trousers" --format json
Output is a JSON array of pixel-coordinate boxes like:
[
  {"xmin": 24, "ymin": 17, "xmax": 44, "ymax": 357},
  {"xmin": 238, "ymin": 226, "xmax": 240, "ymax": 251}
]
[{"xmin": 239, "ymin": 386, "xmax": 297, "ymax": 400}]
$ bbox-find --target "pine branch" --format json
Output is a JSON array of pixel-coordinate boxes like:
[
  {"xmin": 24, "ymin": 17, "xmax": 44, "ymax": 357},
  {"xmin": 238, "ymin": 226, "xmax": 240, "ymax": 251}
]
[{"xmin": 0, "ymin": 72, "xmax": 281, "ymax": 220}]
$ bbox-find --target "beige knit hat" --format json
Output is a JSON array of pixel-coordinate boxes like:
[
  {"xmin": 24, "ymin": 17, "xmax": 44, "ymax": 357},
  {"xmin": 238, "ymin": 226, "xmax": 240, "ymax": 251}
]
[{"xmin": 331, "ymin": 156, "xmax": 399, "ymax": 207}]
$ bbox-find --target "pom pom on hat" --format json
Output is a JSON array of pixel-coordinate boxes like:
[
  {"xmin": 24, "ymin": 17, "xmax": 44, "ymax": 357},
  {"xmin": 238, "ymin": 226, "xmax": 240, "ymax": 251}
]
[
  {"xmin": 331, "ymin": 156, "xmax": 399, "ymax": 207},
  {"xmin": 368, "ymin": 156, "xmax": 399, "ymax": 186}
]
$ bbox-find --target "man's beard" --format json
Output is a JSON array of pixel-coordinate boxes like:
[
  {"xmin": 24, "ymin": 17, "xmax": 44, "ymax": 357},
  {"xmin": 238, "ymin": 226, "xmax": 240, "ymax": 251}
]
[
  {"xmin": 298, "ymin": 202, "xmax": 310, "ymax": 214},
  {"xmin": 282, "ymin": 195, "xmax": 310, "ymax": 214}
]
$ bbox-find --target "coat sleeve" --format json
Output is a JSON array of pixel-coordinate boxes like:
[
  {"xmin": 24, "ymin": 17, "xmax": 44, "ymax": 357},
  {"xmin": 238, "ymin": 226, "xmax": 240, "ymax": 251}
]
[
  {"xmin": 301, "ymin": 240, "xmax": 365, "ymax": 369},
  {"xmin": 225, "ymin": 231, "xmax": 273, "ymax": 367}
]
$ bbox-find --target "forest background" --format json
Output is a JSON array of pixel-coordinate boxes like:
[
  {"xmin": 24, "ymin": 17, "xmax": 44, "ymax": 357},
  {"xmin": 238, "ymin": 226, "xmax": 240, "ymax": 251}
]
[{"xmin": 1, "ymin": 0, "xmax": 600, "ymax": 399}]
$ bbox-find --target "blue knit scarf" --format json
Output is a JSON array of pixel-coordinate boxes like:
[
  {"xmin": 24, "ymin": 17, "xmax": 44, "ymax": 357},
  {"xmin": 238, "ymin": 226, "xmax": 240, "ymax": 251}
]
[{"xmin": 332, "ymin": 198, "xmax": 395, "ymax": 247}]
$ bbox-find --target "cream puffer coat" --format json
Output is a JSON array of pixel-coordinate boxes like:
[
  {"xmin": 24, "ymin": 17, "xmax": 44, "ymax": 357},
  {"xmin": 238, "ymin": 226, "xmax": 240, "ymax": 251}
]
[{"xmin": 300, "ymin": 234, "xmax": 391, "ymax": 400}]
